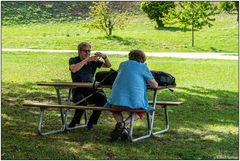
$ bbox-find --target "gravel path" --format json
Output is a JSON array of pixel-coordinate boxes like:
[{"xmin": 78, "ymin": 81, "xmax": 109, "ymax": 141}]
[{"xmin": 2, "ymin": 48, "xmax": 238, "ymax": 60}]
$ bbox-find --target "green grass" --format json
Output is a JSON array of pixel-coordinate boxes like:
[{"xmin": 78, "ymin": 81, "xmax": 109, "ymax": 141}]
[
  {"xmin": 1, "ymin": 51, "xmax": 238, "ymax": 159},
  {"xmin": 2, "ymin": 13, "xmax": 238, "ymax": 53}
]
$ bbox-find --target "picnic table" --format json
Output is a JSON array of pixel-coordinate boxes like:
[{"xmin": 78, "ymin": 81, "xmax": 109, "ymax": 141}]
[{"xmin": 23, "ymin": 82, "xmax": 183, "ymax": 142}]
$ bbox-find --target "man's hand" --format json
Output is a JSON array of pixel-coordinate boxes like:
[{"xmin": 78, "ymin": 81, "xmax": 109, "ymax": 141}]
[
  {"xmin": 95, "ymin": 52, "xmax": 107, "ymax": 59},
  {"xmin": 86, "ymin": 55, "xmax": 99, "ymax": 62}
]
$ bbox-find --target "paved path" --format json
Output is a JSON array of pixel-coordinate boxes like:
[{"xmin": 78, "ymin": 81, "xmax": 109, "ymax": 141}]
[{"xmin": 2, "ymin": 48, "xmax": 238, "ymax": 60}]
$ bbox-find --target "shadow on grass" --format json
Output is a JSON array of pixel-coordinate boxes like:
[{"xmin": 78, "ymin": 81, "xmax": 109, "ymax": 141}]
[
  {"xmin": 1, "ymin": 82, "xmax": 239, "ymax": 159},
  {"xmin": 156, "ymin": 26, "xmax": 191, "ymax": 32},
  {"xmin": 191, "ymin": 46, "xmax": 236, "ymax": 53},
  {"xmin": 208, "ymin": 46, "xmax": 235, "ymax": 53},
  {"xmin": 97, "ymin": 35, "xmax": 138, "ymax": 46}
]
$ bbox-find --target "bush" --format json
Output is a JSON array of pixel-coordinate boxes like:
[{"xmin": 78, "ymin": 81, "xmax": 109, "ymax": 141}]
[
  {"xmin": 1, "ymin": 1, "xmax": 92, "ymax": 25},
  {"xmin": 86, "ymin": 2, "xmax": 131, "ymax": 36},
  {"xmin": 1, "ymin": 1, "xmax": 141, "ymax": 26},
  {"xmin": 217, "ymin": 2, "xmax": 237, "ymax": 13},
  {"xmin": 141, "ymin": 2, "xmax": 175, "ymax": 28}
]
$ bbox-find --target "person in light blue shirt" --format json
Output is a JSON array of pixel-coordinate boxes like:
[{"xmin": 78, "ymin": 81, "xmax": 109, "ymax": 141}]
[{"xmin": 104, "ymin": 50, "xmax": 158, "ymax": 141}]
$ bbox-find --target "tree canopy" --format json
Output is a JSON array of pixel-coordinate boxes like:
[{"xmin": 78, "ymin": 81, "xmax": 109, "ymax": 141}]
[
  {"xmin": 163, "ymin": 2, "xmax": 218, "ymax": 47},
  {"xmin": 141, "ymin": 1, "xmax": 175, "ymax": 28},
  {"xmin": 86, "ymin": 2, "xmax": 129, "ymax": 36}
]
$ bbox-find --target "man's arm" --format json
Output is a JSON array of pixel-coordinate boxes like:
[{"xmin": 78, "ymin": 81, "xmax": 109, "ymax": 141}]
[
  {"xmin": 94, "ymin": 52, "xmax": 111, "ymax": 68},
  {"xmin": 69, "ymin": 56, "xmax": 99, "ymax": 73},
  {"xmin": 101, "ymin": 56, "xmax": 111, "ymax": 68}
]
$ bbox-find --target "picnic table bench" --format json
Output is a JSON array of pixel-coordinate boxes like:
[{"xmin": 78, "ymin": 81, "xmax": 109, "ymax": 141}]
[{"xmin": 23, "ymin": 82, "xmax": 183, "ymax": 142}]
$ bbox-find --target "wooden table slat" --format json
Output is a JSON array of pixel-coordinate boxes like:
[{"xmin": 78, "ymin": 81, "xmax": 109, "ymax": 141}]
[
  {"xmin": 23, "ymin": 103, "xmax": 153, "ymax": 112},
  {"xmin": 37, "ymin": 82, "xmax": 176, "ymax": 89}
]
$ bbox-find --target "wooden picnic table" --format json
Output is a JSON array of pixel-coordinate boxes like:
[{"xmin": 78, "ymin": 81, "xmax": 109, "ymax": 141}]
[
  {"xmin": 37, "ymin": 82, "xmax": 176, "ymax": 89},
  {"xmin": 24, "ymin": 82, "xmax": 182, "ymax": 142}
]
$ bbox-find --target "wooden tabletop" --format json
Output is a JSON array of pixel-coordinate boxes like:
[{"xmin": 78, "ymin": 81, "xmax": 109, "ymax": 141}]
[
  {"xmin": 37, "ymin": 82, "xmax": 176, "ymax": 89},
  {"xmin": 37, "ymin": 82, "xmax": 100, "ymax": 88}
]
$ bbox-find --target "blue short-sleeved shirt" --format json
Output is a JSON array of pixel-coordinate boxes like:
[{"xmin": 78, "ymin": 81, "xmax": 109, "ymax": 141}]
[{"xmin": 104, "ymin": 60, "xmax": 153, "ymax": 110}]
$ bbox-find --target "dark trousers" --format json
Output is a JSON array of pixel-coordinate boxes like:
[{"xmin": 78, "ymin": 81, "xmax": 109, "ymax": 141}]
[{"xmin": 71, "ymin": 88, "xmax": 107, "ymax": 126}]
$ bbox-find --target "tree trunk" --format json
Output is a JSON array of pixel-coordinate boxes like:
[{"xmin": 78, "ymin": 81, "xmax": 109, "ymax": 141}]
[
  {"xmin": 235, "ymin": 1, "xmax": 239, "ymax": 21},
  {"xmin": 237, "ymin": 9, "xmax": 239, "ymax": 21},
  {"xmin": 107, "ymin": 18, "xmax": 112, "ymax": 36},
  {"xmin": 192, "ymin": 25, "xmax": 194, "ymax": 47},
  {"xmin": 156, "ymin": 19, "xmax": 164, "ymax": 28},
  {"xmin": 109, "ymin": 28, "xmax": 112, "ymax": 36}
]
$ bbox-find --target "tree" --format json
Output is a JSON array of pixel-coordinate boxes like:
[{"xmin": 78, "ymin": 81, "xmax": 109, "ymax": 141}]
[
  {"xmin": 234, "ymin": 1, "xmax": 239, "ymax": 21},
  {"xmin": 217, "ymin": 1, "xmax": 239, "ymax": 21},
  {"xmin": 163, "ymin": 2, "xmax": 218, "ymax": 47},
  {"xmin": 141, "ymin": 2, "xmax": 175, "ymax": 28},
  {"xmin": 87, "ymin": 2, "xmax": 129, "ymax": 36},
  {"xmin": 217, "ymin": 1, "xmax": 236, "ymax": 13}
]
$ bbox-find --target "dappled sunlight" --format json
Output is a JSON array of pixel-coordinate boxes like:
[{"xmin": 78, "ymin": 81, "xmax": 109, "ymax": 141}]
[
  {"xmin": 202, "ymin": 135, "xmax": 222, "ymax": 142},
  {"xmin": 215, "ymin": 154, "xmax": 238, "ymax": 160},
  {"xmin": 82, "ymin": 143, "xmax": 99, "ymax": 151},
  {"xmin": 2, "ymin": 50, "xmax": 238, "ymax": 159},
  {"xmin": 177, "ymin": 127, "xmax": 207, "ymax": 136},
  {"xmin": 177, "ymin": 125, "xmax": 237, "ymax": 142},
  {"xmin": 19, "ymin": 131, "xmax": 37, "ymax": 137},
  {"xmin": 176, "ymin": 86, "xmax": 238, "ymax": 108},
  {"xmin": 1, "ymin": 113, "xmax": 14, "ymax": 121},
  {"xmin": 204, "ymin": 124, "xmax": 238, "ymax": 135},
  {"xmin": 68, "ymin": 147, "xmax": 81, "ymax": 155},
  {"xmin": 2, "ymin": 116, "xmax": 38, "ymax": 128},
  {"xmin": 177, "ymin": 88, "xmax": 218, "ymax": 99}
]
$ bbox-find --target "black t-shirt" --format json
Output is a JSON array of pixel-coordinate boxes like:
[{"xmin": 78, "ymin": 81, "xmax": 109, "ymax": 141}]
[{"xmin": 69, "ymin": 56, "xmax": 103, "ymax": 83}]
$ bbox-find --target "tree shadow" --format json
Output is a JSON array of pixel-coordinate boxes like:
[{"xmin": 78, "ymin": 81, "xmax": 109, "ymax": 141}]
[
  {"xmin": 2, "ymin": 82, "xmax": 57, "ymax": 104},
  {"xmin": 178, "ymin": 86, "xmax": 238, "ymax": 107},
  {"xmin": 156, "ymin": 26, "xmax": 191, "ymax": 32},
  {"xmin": 1, "ymin": 82, "xmax": 239, "ymax": 159},
  {"xmin": 192, "ymin": 46, "xmax": 236, "ymax": 53},
  {"xmin": 97, "ymin": 35, "xmax": 138, "ymax": 46},
  {"xmin": 210, "ymin": 47, "xmax": 225, "ymax": 52}
]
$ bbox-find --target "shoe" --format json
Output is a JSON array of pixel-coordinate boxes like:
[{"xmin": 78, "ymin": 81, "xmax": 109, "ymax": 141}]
[
  {"xmin": 68, "ymin": 120, "xmax": 76, "ymax": 128},
  {"xmin": 87, "ymin": 123, "xmax": 94, "ymax": 130},
  {"xmin": 110, "ymin": 122, "xmax": 124, "ymax": 141},
  {"xmin": 68, "ymin": 115, "xmax": 81, "ymax": 128},
  {"xmin": 120, "ymin": 128, "xmax": 129, "ymax": 141}
]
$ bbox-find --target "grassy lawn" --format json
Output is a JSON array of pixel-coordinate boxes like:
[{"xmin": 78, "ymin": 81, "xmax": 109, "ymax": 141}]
[
  {"xmin": 2, "ymin": 13, "xmax": 238, "ymax": 53},
  {"xmin": 1, "ymin": 51, "xmax": 238, "ymax": 159}
]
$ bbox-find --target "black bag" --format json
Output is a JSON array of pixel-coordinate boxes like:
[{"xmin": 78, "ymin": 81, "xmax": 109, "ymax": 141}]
[
  {"xmin": 95, "ymin": 69, "xmax": 176, "ymax": 87},
  {"xmin": 95, "ymin": 69, "xmax": 118, "ymax": 85},
  {"xmin": 151, "ymin": 71, "xmax": 176, "ymax": 86}
]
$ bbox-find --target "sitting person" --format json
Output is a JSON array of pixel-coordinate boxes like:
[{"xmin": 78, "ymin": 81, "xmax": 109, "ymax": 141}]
[
  {"xmin": 69, "ymin": 42, "xmax": 111, "ymax": 130},
  {"xmin": 104, "ymin": 49, "xmax": 158, "ymax": 141}
]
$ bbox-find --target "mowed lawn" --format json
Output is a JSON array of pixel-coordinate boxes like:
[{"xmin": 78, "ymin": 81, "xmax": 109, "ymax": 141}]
[
  {"xmin": 1, "ymin": 51, "xmax": 238, "ymax": 159},
  {"xmin": 2, "ymin": 13, "xmax": 238, "ymax": 53}
]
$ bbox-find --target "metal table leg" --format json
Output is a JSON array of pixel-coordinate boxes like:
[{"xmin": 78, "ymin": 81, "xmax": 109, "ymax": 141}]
[
  {"xmin": 150, "ymin": 89, "xmax": 158, "ymax": 135},
  {"xmin": 129, "ymin": 112, "xmax": 152, "ymax": 142},
  {"xmin": 37, "ymin": 88, "xmax": 66, "ymax": 135},
  {"xmin": 65, "ymin": 88, "xmax": 88, "ymax": 131},
  {"xmin": 56, "ymin": 88, "xmax": 66, "ymax": 130},
  {"xmin": 128, "ymin": 89, "xmax": 158, "ymax": 142},
  {"xmin": 37, "ymin": 108, "xmax": 66, "ymax": 135},
  {"xmin": 152, "ymin": 105, "xmax": 170, "ymax": 135}
]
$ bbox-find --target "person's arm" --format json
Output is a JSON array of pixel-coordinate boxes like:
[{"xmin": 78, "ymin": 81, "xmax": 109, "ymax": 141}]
[
  {"xmin": 147, "ymin": 78, "xmax": 158, "ymax": 89},
  {"xmin": 69, "ymin": 56, "xmax": 99, "ymax": 73},
  {"xmin": 101, "ymin": 56, "xmax": 111, "ymax": 68},
  {"xmin": 95, "ymin": 52, "xmax": 111, "ymax": 68},
  {"xmin": 143, "ymin": 64, "xmax": 158, "ymax": 89}
]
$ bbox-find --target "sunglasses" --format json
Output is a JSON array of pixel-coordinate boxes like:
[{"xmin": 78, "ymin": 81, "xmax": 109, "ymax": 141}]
[{"xmin": 80, "ymin": 50, "xmax": 91, "ymax": 53}]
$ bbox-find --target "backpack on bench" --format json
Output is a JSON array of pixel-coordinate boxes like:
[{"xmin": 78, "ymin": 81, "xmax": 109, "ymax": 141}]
[
  {"xmin": 95, "ymin": 69, "xmax": 118, "ymax": 85},
  {"xmin": 95, "ymin": 69, "xmax": 176, "ymax": 87},
  {"xmin": 151, "ymin": 71, "xmax": 176, "ymax": 86}
]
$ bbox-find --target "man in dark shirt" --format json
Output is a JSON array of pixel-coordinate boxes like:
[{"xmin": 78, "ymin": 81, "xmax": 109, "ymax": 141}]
[{"xmin": 69, "ymin": 42, "xmax": 111, "ymax": 130}]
